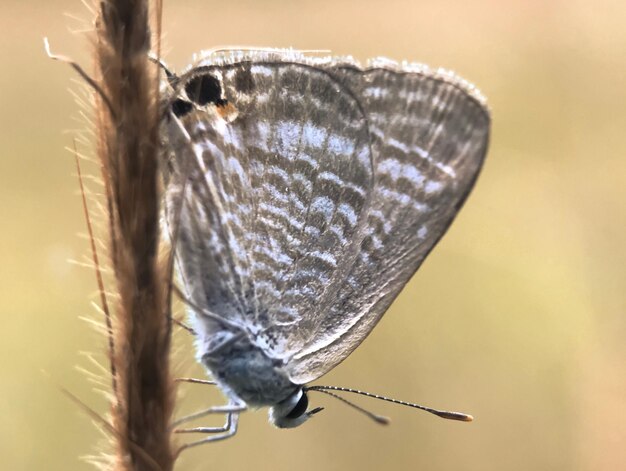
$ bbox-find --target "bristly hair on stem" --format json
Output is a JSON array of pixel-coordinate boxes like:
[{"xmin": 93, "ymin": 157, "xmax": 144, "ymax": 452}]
[{"xmin": 93, "ymin": 0, "xmax": 175, "ymax": 470}]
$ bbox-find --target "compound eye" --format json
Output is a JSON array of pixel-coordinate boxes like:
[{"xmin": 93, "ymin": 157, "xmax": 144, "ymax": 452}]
[{"xmin": 285, "ymin": 391, "xmax": 309, "ymax": 419}]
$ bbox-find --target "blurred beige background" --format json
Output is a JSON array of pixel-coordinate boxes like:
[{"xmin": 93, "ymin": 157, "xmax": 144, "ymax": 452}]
[{"xmin": 1, "ymin": 0, "xmax": 625, "ymax": 469}]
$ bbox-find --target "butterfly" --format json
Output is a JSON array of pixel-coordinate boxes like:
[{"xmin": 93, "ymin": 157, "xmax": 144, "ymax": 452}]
[{"xmin": 158, "ymin": 49, "xmax": 490, "ymax": 445}]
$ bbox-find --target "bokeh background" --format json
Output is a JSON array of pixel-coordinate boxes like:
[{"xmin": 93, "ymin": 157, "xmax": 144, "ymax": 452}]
[{"xmin": 2, "ymin": 0, "xmax": 625, "ymax": 469}]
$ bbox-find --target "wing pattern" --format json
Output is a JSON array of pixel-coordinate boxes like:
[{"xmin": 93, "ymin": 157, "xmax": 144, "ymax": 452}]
[
  {"xmin": 164, "ymin": 58, "xmax": 374, "ymax": 355},
  {"xmin": 289, "ymin": 61, "xmax": 490, "ymax": 382},
  {"xmin": 161, "ymin": 51, "xmax": 490, "ymax": 380}
]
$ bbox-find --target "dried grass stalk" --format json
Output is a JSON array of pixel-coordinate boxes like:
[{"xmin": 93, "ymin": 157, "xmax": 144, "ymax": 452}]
[{"xmin": 93, "ymin": 1, "xmax": 175, "ymax": 469}]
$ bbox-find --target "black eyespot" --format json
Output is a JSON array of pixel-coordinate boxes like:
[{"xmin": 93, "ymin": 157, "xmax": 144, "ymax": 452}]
[
  {"xmin": 171, "ymin": 99, "xmax": 193, "ymax": 117},
  {"xmin": 285, "ymin": 392, "xmax": 309, "ymax": 419},
  {"xmin": 185, "ymin": 73, "xmax": 227, "ymax": 107}
]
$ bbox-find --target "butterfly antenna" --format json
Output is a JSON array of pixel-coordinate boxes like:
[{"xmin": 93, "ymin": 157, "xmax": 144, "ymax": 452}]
[
  {"xmin": 306, "ymin": 386, "xmax": 473, "ymax": 422},
  {"xmin": 305, "ymin": 388, "xmax": 389, "ymax": 425}
]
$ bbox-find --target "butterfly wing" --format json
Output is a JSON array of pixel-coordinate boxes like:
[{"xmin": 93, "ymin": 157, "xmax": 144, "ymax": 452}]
[
  {"xmin": 163, "ymin": 54, "xmax": 376, "ymax": 354},
  {"xmin": 285, "ymin": 60, "xmax": 490, "ymax": 383},
  {"xmin": 163, "ymin": 52, "xmax": 489, "ymax": 380}
]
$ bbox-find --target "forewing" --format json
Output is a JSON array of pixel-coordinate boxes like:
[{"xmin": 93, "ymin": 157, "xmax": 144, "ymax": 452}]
[
  {"xmin": 163, "ymin": 59, "xmax": 375, "ymax": 355},
  {"xmin": 286, "ymin": 63, "xmax": 490, "ymax": 383}
]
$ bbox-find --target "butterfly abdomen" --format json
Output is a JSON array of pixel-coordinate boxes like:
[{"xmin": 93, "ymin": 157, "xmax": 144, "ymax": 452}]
[{"xmin": 202, "ymin": 336, "xmax": 299, "ymax": 407}]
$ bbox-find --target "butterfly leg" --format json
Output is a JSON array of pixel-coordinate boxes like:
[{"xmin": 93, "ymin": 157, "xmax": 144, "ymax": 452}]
[
  {"xmin": 173, "ymin": 401, "xmax": 246, "ymax": 427},
  {"xmin": 175, "ymin": 402, "xmax": 244, "ymax": 452}
]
